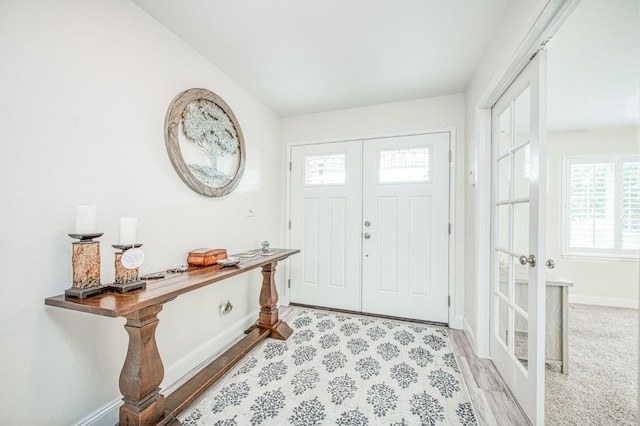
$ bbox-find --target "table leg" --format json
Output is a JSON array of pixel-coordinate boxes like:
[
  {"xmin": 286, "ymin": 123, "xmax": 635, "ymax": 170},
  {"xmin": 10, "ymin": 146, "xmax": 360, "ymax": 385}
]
[
  {"xmin": 249, "ymin": 261, "xmax": 292, "ymax": 340},
  {"xmin": 119, "ymin": 304, "xmax": 168, "ymax": 425}
]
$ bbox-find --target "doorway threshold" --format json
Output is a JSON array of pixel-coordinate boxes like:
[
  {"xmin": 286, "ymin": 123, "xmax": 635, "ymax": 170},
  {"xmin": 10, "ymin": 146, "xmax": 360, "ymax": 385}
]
[{"xmin": 289, "ymin": 302, "xmax": 448, "ymax": 328}]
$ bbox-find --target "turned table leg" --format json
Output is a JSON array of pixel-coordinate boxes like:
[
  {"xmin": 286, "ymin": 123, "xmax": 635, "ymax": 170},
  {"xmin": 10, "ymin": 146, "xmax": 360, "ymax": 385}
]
[
  {"xmin": 249, "ymin": 261, "xmax": 292, "ymax": 340},
  {"xmin": 119, "ymin": 304, "xmax": 167, "ymax": 426}
]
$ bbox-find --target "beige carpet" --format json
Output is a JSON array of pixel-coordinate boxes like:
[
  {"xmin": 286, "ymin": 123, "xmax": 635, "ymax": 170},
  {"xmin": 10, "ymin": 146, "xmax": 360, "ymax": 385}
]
[{"xmin": 545, "ymin": 304, "xmax": 638, "ymax": 425}]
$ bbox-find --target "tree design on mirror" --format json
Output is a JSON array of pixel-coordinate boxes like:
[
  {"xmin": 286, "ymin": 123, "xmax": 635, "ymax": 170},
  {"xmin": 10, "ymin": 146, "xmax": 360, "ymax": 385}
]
[{"xmin": 165, "ymin": 88, "xmax": 246, "ymax": 197}]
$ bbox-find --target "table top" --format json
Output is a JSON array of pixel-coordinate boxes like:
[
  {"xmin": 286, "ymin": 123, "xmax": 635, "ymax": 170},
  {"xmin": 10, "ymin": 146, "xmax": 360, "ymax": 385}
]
[
  {"xmin": 509, "ymin": 269, "xmax": 574, "ymax": 287},
  {"xmin": 45, "ymin": 248, "xmax": 300, "ymax": 318}
]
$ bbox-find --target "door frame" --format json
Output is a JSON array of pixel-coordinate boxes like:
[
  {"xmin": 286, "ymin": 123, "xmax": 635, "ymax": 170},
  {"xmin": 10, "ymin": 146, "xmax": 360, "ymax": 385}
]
[{"xmin": 284, "ymin": 127, "xmax": 458, "ymax": 326}]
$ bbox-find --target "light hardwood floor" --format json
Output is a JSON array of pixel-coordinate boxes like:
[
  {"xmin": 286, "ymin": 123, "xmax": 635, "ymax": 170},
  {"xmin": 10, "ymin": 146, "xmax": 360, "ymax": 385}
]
[
  {"xmin": 448, "ymin": 329, "xmax": 530, "ymax": 426},
  {"xmin": 281, "ymin": 305, "xmax": 531, "ymax": 426}
]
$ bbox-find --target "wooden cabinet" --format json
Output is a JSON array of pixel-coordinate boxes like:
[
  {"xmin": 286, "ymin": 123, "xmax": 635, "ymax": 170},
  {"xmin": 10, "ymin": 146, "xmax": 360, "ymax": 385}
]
[{"xmin": 499, "ymin": 273, "xmax": 573, "ymax": 374}]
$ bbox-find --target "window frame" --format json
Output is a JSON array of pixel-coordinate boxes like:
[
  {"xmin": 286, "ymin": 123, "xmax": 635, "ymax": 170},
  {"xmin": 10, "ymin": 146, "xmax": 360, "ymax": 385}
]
[{"xmin": 562, "ymin": 153, "xmax": 640, "ymax": 260}]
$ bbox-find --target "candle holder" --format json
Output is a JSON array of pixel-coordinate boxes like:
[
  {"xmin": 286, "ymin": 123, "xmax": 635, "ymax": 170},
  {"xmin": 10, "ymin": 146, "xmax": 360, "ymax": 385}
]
[
  {"xmin": 107, "ymin": 244, "xmax": 146, "ymax": 293},
  {"xmin": 66, "ymin": 233, "xmax": 106, "ymax": 299}
]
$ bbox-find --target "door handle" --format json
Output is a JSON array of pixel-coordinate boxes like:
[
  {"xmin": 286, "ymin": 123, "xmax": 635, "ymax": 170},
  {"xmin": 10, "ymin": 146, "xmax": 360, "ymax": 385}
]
[
  {"xmin": 364, "ymin": 221, "xmax": 371, "ymax": 227},
  {"xmin": 363, "ymin": 233, "xmax": 371, "ymax": 239},
  {"xmin": 519, "ymin": 254, "xmax": 536, "ymax": 267},
  {"xmin": 546, "ymin": 259, "xmax": 555, "ymax": 269}
]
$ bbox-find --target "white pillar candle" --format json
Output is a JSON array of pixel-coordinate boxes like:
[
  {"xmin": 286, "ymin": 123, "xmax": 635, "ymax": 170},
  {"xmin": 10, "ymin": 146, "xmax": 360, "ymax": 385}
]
[
  {"xmin": 75, "ymin": 205, "xmax": 97, "ymax": 234},
  {"xmin": 119, "ymin": 217, "xmax": 138, "ymax": 246}
]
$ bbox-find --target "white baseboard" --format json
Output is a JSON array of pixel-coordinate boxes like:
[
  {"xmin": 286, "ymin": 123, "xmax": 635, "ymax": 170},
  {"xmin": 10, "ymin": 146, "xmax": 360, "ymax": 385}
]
[
  {"xmin": 569, "ymin": 294, "xmax": 639, "ymax": 309},
  {"xmin": 463, "ymin": 318, "xmax": 477, "ymax": 354},
  {"xmin": 76, "ymin": 309, "xmax": 260, "ymax": 426},
  {"xmin": 449, "ymin": 315, "xmax": 464, "ymax": 330},
  {"xmin": 75, "ymin": 399, "xmax": 120, "ymax": 426}
]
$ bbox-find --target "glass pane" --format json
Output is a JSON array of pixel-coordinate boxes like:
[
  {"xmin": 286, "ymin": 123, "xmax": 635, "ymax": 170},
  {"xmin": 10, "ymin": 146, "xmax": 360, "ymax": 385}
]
[
  {"xmin": 498, "ymin": 156, "xmax": 510, "ymax": 201},
  {"xmin": 497, "ymin": 251, "xmax": 510, "ymax": 298},
  {"xmin": 498, "ymin": 107, "xmax": 511, "ymax": 155},
  {"xmin": 514, "ymin": 311, "xmax": 528, "ymax": 371},
  {"xmin": 497, "ymin": 296, "xmax": 509, "ymax": 347},
  {"xmin": 304, "ymin": 154, "xmax": 345, "ymax": 184},
  {"xmin": 514, "ymin": 87, "xmax": 530, "ymax": 147},
  {"xmin": 513, "ymin": 145, "xmax": 530, "ymax": 199},
  {"xmin": 379, "ymin": 148, "xmax": 430, "ymax": 183},
  {"xmin": 497, "ymin": 204, "xmax": 510, "ymax": 250},
  {"xmin": 513, "ymin": 202, "xmax": 529, "ymax": 255},
  {"xmin": 622, "ymin": 161, "xmax": 640, "ymax": 249},
  {"xmin": 514, "ymin": 259, "xmax": 529, "ymax": 314}
]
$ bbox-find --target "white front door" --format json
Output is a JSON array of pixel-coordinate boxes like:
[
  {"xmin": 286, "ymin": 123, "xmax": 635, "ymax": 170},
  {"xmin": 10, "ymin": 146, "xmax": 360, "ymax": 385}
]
[
  {"xmin": 289, "ymin": 141, "xmax": 363, "ymax": 311},
  {"xmin": 361, "ymin": 134, "xmax": 450, "ymax": 322},
  {"xmin": 290, "ymin": 133, "xmax": 450, "ymax": 323},
  {"xmin": 490, "ymin": 51, "xmax": 547, "ymax": 425}
]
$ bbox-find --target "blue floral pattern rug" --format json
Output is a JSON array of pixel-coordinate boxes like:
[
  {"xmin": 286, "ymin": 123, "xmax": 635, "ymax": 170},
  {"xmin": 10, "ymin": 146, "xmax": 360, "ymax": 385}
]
[{"xmin": 180, "ymin": 309, "xmax": 478, "ymax": 425}]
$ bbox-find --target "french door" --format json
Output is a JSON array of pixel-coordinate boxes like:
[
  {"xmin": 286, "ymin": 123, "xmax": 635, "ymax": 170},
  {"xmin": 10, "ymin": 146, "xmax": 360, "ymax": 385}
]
[
  {"xmin": 289, "ymin": 133, "xmax": 450, "ymax": 323},
  {"xmin": 490, "ymin": 51, "xmax": 547, "ymax": 424}
]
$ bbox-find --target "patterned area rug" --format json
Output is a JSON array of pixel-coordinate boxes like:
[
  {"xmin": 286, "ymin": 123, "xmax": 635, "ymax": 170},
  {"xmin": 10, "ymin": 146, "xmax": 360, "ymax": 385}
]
[{"xmin": 179, "ymin": 309, "xmax": 478, "ymax": 425}]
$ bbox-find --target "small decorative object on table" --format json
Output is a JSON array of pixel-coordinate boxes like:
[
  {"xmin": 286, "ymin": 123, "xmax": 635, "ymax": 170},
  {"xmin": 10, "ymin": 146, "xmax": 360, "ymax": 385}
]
[
  {"xmin": 108, "ymin": 217, "xmax": 145, "ymax": 293},
  {"xmin": 67, "ymin": 233, "xmax": 106, "ymax": 298},
  {"xmin": 66, "ymin": 205, "xmax": 105, "ymax": 299},
  {"xmin": 109, "ymin": 244, "xmax": 146, "ymax": 293},
  {"xmin": 187, "ymin": 248, "xmax": 227, "ymax": 267},
  {"xmin": 261, "ymin": 240, "xmax": 270, "ymax": 254},
  {"xmin": 217, "ymin": 256, "xmax": 241, "ymax": 267}
]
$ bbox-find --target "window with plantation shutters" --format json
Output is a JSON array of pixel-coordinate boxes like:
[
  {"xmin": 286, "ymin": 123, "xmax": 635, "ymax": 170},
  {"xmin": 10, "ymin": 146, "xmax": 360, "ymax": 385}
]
[
  {"xmin": 622, "ymin": 160, "xmax": 640, "ymax": 250},
  {"xmin": 563, "ymin": 155, "xmax": 640, "ymax": 257}
]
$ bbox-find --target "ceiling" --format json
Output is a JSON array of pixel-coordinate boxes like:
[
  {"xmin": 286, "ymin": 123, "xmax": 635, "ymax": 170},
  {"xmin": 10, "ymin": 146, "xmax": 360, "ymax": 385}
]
[
  {"xmin": 131, "ymin": 0, "xmax": 511, "ymax": 117},
  {"xmin": 132, "ymin": 0, "xmax": 639, "ymax": 131}
]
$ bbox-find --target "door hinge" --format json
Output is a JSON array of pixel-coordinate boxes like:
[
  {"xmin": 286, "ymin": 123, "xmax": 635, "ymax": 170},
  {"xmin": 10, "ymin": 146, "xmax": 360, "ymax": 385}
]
[
  {"xmin": 448, "ymin": 295, "xmax": 451, "ymax": 307},
  {"xmin": 288, "ymin": 279, "xmax": 291, "ymax": 288},
  {"xmin": 289, "ymin": 162, "xmax": 292, "ymax": 171},
  {"xmin": 448, "ymin": 150, "xmax": 452, "ymax": 163},
  {"xmin": 288, "ymin": 220, "xmax": 292, "ymax": 230},
  {"xmin": 448, "ymin": 223, "xmax": 451, "ymax": 235}
]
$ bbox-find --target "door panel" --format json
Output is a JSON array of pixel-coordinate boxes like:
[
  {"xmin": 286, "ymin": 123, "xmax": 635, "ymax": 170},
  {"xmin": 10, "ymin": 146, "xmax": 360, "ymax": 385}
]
[
  {"xmin": 290, "ymin": 141, "xmax": 362, "ymax": 311},
  {"xmin": 361, "ymin": 133, "xmax": 450, "ymax": 323},
  {"xmin": 490, "ymin": 51, "xmax": 547, "ymax": 425}
]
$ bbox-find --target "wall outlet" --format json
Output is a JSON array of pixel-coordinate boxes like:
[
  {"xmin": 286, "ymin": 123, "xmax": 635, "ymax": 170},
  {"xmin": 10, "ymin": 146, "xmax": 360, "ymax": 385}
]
[{"xmin": 219, "ymin": 300, "xmax": 233, "ymax": 317}]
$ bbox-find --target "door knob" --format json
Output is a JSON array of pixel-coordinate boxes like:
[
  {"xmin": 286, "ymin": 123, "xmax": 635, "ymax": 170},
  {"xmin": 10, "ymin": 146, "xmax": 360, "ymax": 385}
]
[
  {"xmin": 519, "ymin": 254, "xmax": 536, "ymax": 267},
  {"xmin": 546, "ymin": 259, "xmax": 555, "ymax": 269},
  {"xmin": 363, "ymin": 233, "xmax": 371, "ymax": 239},
  {"xmin": 364, "ymin": 221, "xmax": 371, "ymax": 227}
]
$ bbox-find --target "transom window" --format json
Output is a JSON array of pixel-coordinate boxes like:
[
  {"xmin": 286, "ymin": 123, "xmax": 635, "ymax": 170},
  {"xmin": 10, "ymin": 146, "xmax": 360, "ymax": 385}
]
[
  {"xmin": 379, "ymin": 147, "xmax": 431, "ymax": 183},
  {"xmin": 563, "ymin": 154, "xmax": 640, "ymax": 257},
  {"xmin": 304, "ymin": 153, "xmax": 346, "ymax": 184}
]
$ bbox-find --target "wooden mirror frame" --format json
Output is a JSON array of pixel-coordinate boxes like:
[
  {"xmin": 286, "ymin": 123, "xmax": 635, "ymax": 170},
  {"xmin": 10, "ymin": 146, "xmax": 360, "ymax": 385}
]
[{"xmin": 164, "ymin": 88, "xmax": 246, "ymax": 197}]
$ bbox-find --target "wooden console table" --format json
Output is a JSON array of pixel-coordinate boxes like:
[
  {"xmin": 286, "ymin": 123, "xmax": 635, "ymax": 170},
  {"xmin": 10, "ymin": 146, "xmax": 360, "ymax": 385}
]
[{"xmin": 45, "ymin": 248, "xmax": 299, "ymax": 426}]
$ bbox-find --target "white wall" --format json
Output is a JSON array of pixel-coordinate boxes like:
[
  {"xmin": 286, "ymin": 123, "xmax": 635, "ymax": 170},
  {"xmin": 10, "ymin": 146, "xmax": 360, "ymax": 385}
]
[
  {"xmin": 547, "ymin": 126, "xmax": 640, "ymax": 307},
  {"xmin": 281, "ymin": 94, "xmax": 466, "ymax": 327},
  {"xmin": 464, "ymin": 0, "xmax": 552, "ymax": 351},
  {"xmin": 0, "ymin": 1, "xmax": 282, "ymax": 424}
]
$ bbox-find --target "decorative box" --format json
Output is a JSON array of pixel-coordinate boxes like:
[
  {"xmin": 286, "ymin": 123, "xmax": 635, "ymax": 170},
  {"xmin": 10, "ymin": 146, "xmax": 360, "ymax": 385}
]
[{"xmin": 187, "ymin": 248, "xmax": 227, "ymax": 267}]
